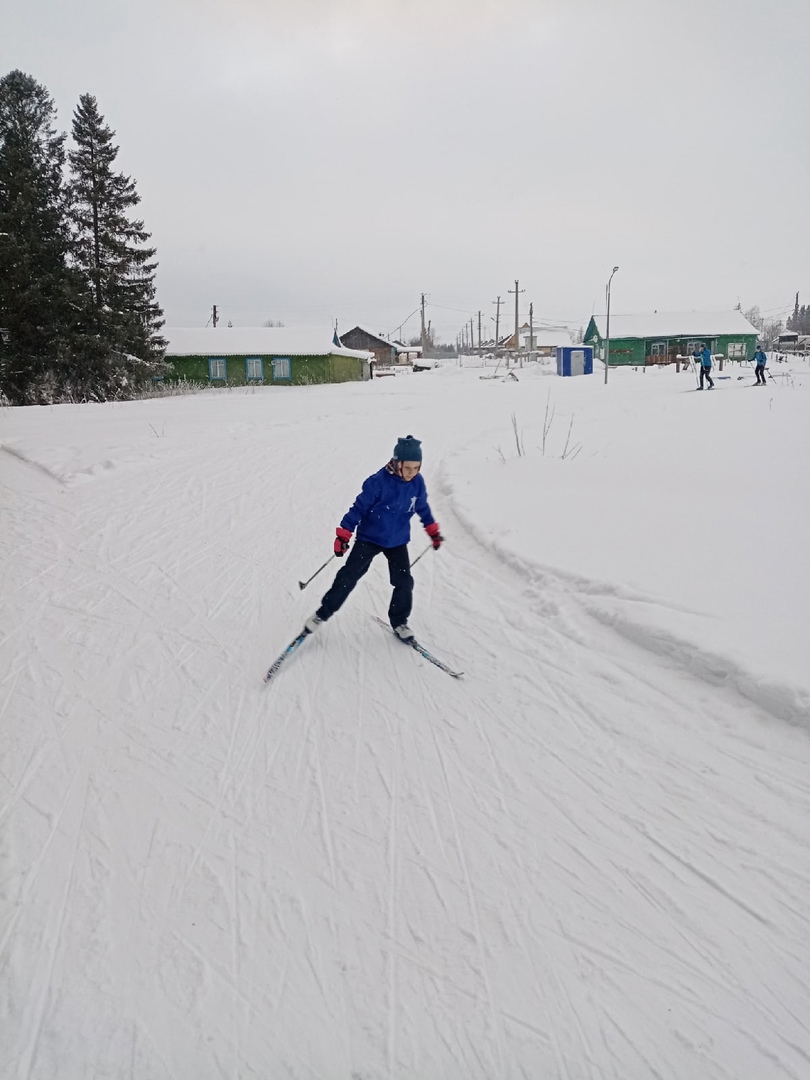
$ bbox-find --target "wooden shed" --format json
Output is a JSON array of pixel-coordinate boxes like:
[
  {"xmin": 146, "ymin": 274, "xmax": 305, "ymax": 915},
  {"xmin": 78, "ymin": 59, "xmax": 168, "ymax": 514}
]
[{"xmin": 339, "ymin": 326, "xmax": 412, "ymax": 369}]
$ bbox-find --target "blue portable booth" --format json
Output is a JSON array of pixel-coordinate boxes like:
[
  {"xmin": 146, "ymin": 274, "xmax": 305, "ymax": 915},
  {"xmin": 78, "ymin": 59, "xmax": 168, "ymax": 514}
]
[{"xmin": 556, "ymin": 345, "xmax": 594, "ymax": 376}]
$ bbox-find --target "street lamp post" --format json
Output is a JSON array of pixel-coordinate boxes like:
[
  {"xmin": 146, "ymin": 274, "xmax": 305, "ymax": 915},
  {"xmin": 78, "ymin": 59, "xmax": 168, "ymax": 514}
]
[{"xmin": 604, "ymin": 265, "xmax": 619, "ymax": 385}]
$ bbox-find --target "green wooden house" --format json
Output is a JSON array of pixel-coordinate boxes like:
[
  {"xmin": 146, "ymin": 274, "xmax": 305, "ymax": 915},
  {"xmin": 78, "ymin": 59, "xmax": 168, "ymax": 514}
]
[
  {"xmin": 164, "ymin": 327, "xmax": 372, "ymax": 386},
  {"xmin": 583, "ymin": 311, "xmax": 760, "ymax": 367}
]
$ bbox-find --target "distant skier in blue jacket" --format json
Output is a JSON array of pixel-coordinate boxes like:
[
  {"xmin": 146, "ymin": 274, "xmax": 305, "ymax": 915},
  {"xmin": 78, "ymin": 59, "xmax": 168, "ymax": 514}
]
[
  {"xmin": 694, "ymin": 346, "xmax": 715, "ymax": 389},
  {"xmin": 752, "ymin": 347, "xmax": 768, "ymax": 384},
  {"xmin": 304, "ymin": 435, "xmax": 443, "ymax": 641}
]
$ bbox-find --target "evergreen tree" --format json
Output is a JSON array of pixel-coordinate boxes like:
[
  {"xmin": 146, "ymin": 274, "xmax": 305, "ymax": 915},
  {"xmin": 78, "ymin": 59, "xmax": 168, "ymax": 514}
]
[
  {"xmin": 68, "ymin": 93, "xmax": 165, "ymax": 362},
  {"xmin": 786, "ymin": 297, "xmax": 810, "ymax": 335},
  {"xmin": 0, "ymin": 70, "xmax": 96, "ymax": 403}
]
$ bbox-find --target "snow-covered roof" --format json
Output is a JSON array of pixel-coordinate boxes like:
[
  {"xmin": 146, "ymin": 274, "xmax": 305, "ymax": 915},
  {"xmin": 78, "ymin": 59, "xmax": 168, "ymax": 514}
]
[
  {"xmin": 588, "ymin": 311, "xmax": 760, "ymax": 339},
  {"xmin": 519, "ymin": 328, "xmax": 572, "ymax": 347},
  {"xmin": 341, "ymin": 321, "xmax": 421, "ymax": 352},
  {"xmin": 164, "ymin": 327, "xmax": 372, "ymax": 360}
]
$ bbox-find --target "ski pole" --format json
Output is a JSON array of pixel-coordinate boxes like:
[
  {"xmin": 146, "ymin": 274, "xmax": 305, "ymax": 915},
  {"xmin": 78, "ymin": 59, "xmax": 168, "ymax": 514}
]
[
  {"xmin": 410, "ymin": 543, "xmax": 434, "ymax": 568},
  {"xmin": 298, "ymin": 554, "xmax": 336, "ymax": 590}
]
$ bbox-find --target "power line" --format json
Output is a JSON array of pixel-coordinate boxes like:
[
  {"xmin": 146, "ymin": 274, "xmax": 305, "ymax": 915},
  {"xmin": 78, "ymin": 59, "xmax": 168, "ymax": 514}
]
[
  {"xmin": 428, "ymin": 302, "xmax": 485, "ymax": 315},
  {"xmin": 385, "ymin": 307, "xmax": 421, "ymax": 339}
]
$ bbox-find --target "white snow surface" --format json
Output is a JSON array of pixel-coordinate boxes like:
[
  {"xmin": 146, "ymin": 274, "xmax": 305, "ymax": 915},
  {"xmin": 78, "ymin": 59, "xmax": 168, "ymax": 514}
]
[{"xmin": 2, "ymin": 359, "xmax": 809, "ymax": 1079}]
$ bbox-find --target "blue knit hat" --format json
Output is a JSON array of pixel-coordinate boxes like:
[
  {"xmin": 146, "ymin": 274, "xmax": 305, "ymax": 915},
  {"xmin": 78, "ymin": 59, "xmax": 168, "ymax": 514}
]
[{"xmin": 393, "ymin": 435, "xmax": 422, "ymax": 462}]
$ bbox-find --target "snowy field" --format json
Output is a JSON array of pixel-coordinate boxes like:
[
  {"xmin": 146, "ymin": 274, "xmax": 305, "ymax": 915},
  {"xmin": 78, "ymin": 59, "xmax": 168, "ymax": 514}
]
[{"xmin": 2, "ymin": 358, "xmax": 809, "ymax": 1079}]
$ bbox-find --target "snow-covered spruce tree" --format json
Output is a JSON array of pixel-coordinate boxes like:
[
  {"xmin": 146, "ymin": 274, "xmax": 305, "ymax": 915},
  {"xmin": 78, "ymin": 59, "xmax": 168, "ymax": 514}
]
[
  {"xmin": 0, "ymin": 70, "xmax": 100, "ymax": 403},
  {"xmin": 786, "ymin": 300, "xmax": 810, "ymax": 335},
  {"xmin": 68, "ymin": 93, "xmax": 165, "ymax": 376}
]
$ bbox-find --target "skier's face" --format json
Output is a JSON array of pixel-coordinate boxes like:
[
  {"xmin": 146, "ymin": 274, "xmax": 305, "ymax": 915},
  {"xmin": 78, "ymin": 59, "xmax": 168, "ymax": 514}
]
[{"xmin": 400, "ymin": 461, "xmax": 421, "ymax": 482}]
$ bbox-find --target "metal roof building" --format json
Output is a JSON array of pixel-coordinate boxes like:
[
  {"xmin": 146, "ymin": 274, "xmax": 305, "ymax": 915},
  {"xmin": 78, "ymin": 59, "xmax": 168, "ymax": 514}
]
[{"xmin": 584, "ymin": 311, "xmax": 760, "ymax": 366}]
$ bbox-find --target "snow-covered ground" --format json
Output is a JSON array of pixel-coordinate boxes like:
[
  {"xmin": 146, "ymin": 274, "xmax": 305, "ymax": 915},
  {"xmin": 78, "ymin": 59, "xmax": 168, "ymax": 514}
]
[{"xmin": 2, "ymin": 358, "xmax": 809, "ymax": 1079}]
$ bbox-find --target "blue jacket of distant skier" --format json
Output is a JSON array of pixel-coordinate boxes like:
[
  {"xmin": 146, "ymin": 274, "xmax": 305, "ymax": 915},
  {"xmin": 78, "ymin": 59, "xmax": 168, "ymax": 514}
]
[
  {"xmin": 700, "ymin": 347, "xmax": 712, "ymax": 368},
  {"xmin": 340, "ymin": 467, "xmax": 436, "ymax": 548},
  {"xmin": 753, "ymin": 349, "xmax": 767, "ymax": 366}
]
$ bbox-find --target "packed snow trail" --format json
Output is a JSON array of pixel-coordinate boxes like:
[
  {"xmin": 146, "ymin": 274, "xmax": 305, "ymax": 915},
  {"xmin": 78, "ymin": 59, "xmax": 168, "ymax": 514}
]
[{"xmin": 2, "ymin": 374, "xmax": 809, "ymax": 1079}]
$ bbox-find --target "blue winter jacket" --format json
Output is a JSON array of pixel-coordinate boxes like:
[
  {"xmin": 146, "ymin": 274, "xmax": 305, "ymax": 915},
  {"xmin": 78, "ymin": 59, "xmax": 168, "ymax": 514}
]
[
  {"xmin": 340, "ymin": 467, "xmax": 436, "ymax": 549},
  {"xmin": 700, "ymin": 347, "xmax": 712, "ymax": 368},
  {"xmin": 753, "ymin": 349, "xmax": 767, "ymax": 366}
]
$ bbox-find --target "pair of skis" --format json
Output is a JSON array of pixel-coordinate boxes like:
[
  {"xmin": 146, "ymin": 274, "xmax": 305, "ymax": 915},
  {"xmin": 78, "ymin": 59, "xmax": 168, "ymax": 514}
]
[{"xmin": 263, "ymin": 617, "xmax": 463, "ymax": 684}]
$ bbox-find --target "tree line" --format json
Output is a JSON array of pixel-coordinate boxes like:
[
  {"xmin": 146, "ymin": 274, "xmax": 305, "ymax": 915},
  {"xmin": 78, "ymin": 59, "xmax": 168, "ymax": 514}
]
[
  {"xmin": 0, "ymin": 70, "xmax": 165, "ymax": 404},
  {"xmin": 741, "ymin": 299, "xmax": 810, "ymax": 347},
  {"xmin": 786, "ymin": 296, "xmax": 810, "ymax": 336}
]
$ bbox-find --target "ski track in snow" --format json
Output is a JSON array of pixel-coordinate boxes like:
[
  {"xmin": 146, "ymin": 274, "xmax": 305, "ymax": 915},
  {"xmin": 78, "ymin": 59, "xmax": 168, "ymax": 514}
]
[{"xmin": 1, "ymin": 379, "xmax": 809, "ymax": 1079}]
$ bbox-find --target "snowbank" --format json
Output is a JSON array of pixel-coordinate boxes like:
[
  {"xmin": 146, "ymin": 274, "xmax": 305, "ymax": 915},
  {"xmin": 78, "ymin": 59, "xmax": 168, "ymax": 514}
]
[{"xmin": 440, "ymin": 360, "xmax": 810, "ymax": 724}]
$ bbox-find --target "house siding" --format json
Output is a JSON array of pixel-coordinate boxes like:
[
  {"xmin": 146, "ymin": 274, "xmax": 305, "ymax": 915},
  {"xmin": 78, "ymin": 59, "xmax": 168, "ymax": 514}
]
[
  {"xmin": 166, "ymin": 353, "xmax": 367, "ymax": 386},
  {"xmin": 584, "ymin": 319, "xmax": 758, "ymax": 366}
]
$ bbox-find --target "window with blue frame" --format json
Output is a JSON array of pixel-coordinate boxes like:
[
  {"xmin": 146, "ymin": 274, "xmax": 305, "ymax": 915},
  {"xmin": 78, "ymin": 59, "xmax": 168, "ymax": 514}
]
[
  {"xmin": 208, "ymin": 357, "xmax": 226, "ymax": 380},
  {"xmin": 272, "ymin": 357, "xmax": 291, "ymax": 381},
  {"xmin": 246, "ymin": 357, "xmax": 264, "ymax": 381}
]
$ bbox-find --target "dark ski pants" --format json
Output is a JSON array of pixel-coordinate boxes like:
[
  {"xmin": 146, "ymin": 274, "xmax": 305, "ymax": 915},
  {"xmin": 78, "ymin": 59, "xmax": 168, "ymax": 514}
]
[
  {"xmin": 700, "ymin": 366, "xmax": 714, "ymax": 389},
  {"xmin": 755, "ymin": 364, "xmax": 766, "ymax": 384},
  {"xmin": 317, "ymin": 541, "xmax": 413, "ymax": 628}
]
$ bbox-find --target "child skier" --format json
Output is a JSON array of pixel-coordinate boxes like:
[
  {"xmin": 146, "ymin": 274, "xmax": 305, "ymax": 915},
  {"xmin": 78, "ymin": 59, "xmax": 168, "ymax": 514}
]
[
  {"xmin": 694, "ymin": 345, "xmax": 715, "ymax": 390},
  {"xmin": 304, "ymin": 435, "xmax": 443, "ymax": 642},
  {"xmin": 752, "ymin": 346, "xmax": 768, "ymax": 385}
]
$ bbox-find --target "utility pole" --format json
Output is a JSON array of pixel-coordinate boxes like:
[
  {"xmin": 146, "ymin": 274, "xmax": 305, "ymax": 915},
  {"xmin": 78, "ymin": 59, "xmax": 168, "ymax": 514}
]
[
  {"xmin": 212, "ymin": 304, "xmax": 219, "ymax": 328},
  {"xmin": 604, "ymin": 266, "xmax": 619, "ymax": 385},
  {"xmin": 492, "ymin": 296, "xmax": 503, "ymax": 362},
  {"xmin": 529, "ymin": 302, "xmax": 534, "ymax": 361},
  {"xmin": 508, "ymin": 279, "xmax": 525, "ymax": 368},
  {"xmin": 477, "ymin": 310, "xmax": 482, "ymax": 355},
  {"xmin": 420, "ymin": 293, "xmax": 427, "ymax": 357}
]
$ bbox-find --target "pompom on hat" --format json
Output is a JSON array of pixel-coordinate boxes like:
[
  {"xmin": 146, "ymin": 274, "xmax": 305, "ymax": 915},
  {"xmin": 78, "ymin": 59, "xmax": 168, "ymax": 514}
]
[{"xmin": 393, "ymin": 435, "xmax": 422, "ymax": 462}]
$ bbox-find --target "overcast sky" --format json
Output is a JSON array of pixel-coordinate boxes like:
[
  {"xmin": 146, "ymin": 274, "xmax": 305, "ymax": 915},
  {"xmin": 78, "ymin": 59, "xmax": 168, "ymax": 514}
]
[{"xmin": 5, "ymin": 0, "xmax": 809, "ymax": 341}]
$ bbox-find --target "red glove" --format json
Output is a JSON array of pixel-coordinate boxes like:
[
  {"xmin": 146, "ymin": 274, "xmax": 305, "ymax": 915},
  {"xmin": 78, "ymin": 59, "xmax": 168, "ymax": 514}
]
[
  {"xmin": 334, "ymin": 527, "xmax": 352, "ymax": 557},
  {"xmin": 425, "ymin": 522, "xmax": 443, "ymax": 550}
]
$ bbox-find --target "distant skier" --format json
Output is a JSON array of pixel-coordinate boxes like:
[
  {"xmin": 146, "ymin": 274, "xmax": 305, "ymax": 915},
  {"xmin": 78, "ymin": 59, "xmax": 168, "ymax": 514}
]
[
  {"xmin": 694, "ymin": 345, "xmax": 715, "ymax": 390},
  {"xmin": 304, "ymin": 435, "xmax": 443, "ymax": 642},
  {"xmin": 752, "ymin": 346, "xmax": 768, "ymax": 385}
]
